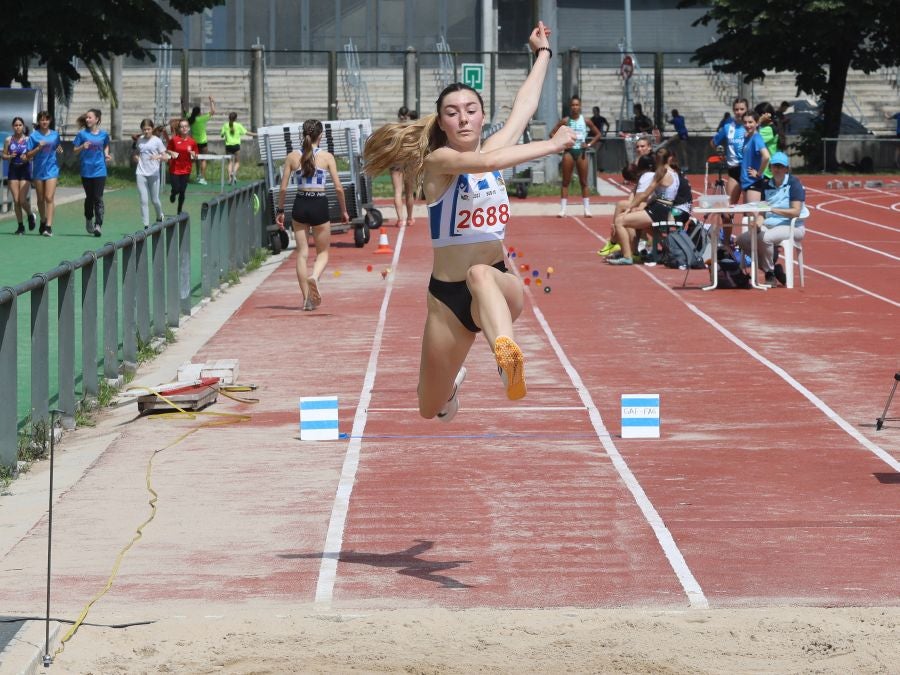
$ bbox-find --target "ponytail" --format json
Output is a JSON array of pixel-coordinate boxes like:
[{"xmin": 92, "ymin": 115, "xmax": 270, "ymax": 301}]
[
  {"xmin": 300, "ymin": 119, "xmax": 323, "ymax": 178},
  {"xmin": 363, "ymin": 114, "xmax": 441, "ymax": 183}
]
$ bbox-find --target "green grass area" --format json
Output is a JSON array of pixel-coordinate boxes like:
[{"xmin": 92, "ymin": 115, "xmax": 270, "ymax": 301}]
[{"xmin": 1, "ymin": 174, "xmax": 265, "ymax": 428}]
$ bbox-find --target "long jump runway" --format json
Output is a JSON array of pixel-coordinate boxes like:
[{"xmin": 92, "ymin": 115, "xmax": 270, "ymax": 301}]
[{"xmin": 1, "ymin": 178, "xmax": 897, "ymax": 629}]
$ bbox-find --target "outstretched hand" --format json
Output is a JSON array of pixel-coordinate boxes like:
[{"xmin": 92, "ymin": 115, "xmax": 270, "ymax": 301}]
[{"xmin": 528, "ymin": 21, "xmax": 551, "ymax": 53}]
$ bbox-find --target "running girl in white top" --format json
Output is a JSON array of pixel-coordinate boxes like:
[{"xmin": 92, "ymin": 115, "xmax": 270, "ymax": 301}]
[{"xmin": 363, "ymin": 21, "xmax": 575, "ymax": 422}]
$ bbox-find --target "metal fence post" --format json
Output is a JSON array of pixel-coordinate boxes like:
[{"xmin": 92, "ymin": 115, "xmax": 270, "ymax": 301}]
[
  {"xmin": 81, "ymin": 257, "xmax": 99, "ymax": 398},
  {"xmin": 57, "ymin": 264, "xmax": 76, "ymax": 429},
  {"xmin": 136, "ymin": 234, "xmax": 151, "ymax": 342},
  {"xmin": 30, "ymin": 275, "xmax": 50, "ymax": 422},
  {"xmin": 328, "ymin": 51, "xmax": 338, "ymax": 120},
  {"xmin": 201, "ymin": 202, "xmax": 214, "ymax": 298},
  {"xmin": 250, "ymin": 45, "xmax": 265, "ymax": 132},
  {"xmin": 0, "ymin": 290, "xmax": 17, "ymax": 469},
  {"xmin": 102, "ymin": 252, "xmax": 119, "ymax": 381},
  {"xmin": 178, "ymin": 217, "xmax": 191, "ymax": 317},
  {"xmin": 654, "ymin": 52, "xmax": 664, "ymax": 130},
  {"xmin": 166, "ymin": 221, "xmax": 180, "ymax": 328},
  {"xmin": 151, "ymin": 229, "xmax": 166, "ymax": 336},
  {"xmin": 121, "ymin": 239, "xmax": 137, "ymax": 369}
]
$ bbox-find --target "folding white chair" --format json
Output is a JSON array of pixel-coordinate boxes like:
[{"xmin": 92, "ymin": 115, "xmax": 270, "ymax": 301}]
[{"xmin": 780, "ymin": 216, "xmax": 805, "ymax": 288}]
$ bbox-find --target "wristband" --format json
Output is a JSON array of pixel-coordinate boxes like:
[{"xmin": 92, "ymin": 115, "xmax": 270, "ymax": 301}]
[
  {"xmin": 275, "ymin": 207, "xmax": 285, "ymax": 214},
  {"xmin": 535, "ymin": 47, "xmax": 552, "ymax": 59}
]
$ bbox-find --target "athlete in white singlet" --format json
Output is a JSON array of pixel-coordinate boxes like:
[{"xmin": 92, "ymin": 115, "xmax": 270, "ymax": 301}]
[{"xmin": 363, "ymin": 21, "xmax": 575, "ymax": 423}]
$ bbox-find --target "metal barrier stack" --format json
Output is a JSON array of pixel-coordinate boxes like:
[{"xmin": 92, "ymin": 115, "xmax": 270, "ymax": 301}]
[
  {"xmin": 0, "ymin": 181, "xmax": 267, "ymax": 471},
  {"xmin": 257, "ymin": 119, "xmax": 383, "ymax": 249}
]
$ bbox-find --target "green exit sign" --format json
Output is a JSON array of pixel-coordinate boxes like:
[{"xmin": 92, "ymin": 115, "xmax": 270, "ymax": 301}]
[{"xmin": 461, "ymin": 63, "xmax": 484, "ymax": 91}]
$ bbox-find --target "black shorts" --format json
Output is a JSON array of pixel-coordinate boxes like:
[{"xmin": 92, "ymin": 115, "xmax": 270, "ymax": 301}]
[
  {"xmin": 429, "ymin": 261, "xmax": 508, "ymax": 333},
  {"xmin": 727, "ymin": 165, "xmax": 741, "ymax": 181},
  {"xmin": 646, "ymin": 201, "xmax": 672, "ymax": 223},
  {"xmin": 743, "ymin": 177, "xmax": 768, "ymax": 194},
  {"xmin": 225, "ymin": 144, "xmax": 240, "ymax": 155},
  {"xmin": 291, "ymin": 192, "xmax": 330, "ymax": 226},
  {"xmin": 7, "ymin": 163, "xmax": 31, "ymax": 181},
  {"xmin": 197, "ymin": 143, "xmax": 208, "ymax": 153}
]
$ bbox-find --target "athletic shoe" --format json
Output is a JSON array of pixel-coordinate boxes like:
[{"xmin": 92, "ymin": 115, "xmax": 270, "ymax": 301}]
[
  {"xmin": 14, "ymin": 224, "xmax": 25, "ymax": 235},
  {"xmin": 597, "ymin": 242, "xmax": 621, "ymax": 257},
  {"xmin": 437, "ymin": 367, "xmax": 467, "ymax": 423},
  {"xmin": 607, "ymin": 256, "xmax": 634, "ymax": 266},
  {"xmin": 42, "ymin": 227, "xmax": 52, "ymax": 237},
  {"xmin": 583, "ymin": 206, "xmax": 593, "ymax": 217},
  {"xmin": 764, "ymin": 270, "xmax": 776, "ymax": 286},
  {"xmin": 307, "ymin": 277, "xmax": 321, "ymax": 308},
  {"xmin": 85, "ymin": 218, "xmax": 94, "ymax": 234},
  {"xmin": 494, "ymin": 336, "xmax": 526, "ymax": 400},
  {"xmin": 197, "ymin": 177, "xmax": 208, "ymax": 185},
  {"xmin": 773, "ymin": 263, "xmax": 787, "ymax": 286},
  {"xmin": 169, "ymin": 192, "xmax": 176, "ymax": 203},
  {"xmin": 302, "ymin": 298, "xmax": 314, "ymax": 311},
  {"xmin": 27, "ymin": 213, "xmax": 36, "ymax": 231},
  {"xmin": 93, "ymin": 226, "xmax": 102, "ymax": 238},
  {"xmin": 557, "ymin": 208, "xmax": 566, "ymax": 218}
]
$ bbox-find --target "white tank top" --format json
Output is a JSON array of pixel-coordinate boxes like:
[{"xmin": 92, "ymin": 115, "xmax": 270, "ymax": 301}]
[
  {"xmin": 428, "ymin": 171, "xmax": 510, "ymax": 248},
  {"xmin": 655, "ymin": 168, "xmax": 679, "ymax": 201}
]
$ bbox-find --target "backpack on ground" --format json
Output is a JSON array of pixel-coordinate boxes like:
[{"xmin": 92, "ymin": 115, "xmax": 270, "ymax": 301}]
[
  {"xmin": 716, "ymin": 257, "xmax": 751, "ymax": 289},
  {"xmin": 662, "ymin": 229, "xmax": 705, "ymax": 270}
]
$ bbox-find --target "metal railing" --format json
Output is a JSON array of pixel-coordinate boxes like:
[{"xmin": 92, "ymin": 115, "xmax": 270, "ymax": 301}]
[{"xmin": 1, "ymin": 181, "xmax": 267, "ymax": 470}]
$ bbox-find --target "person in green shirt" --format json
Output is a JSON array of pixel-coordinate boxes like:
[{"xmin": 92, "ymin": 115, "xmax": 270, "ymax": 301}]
[
  {"xmin": 183, "ymin": 95, "xmax": 217, "ymax": 184},
  {"xmin": 220, "ymin": 112, "xmax": 256, "ymax": 184},
  {"xmin": 754, "ymin": 102, "xmax": 780, "ymax": 180}
]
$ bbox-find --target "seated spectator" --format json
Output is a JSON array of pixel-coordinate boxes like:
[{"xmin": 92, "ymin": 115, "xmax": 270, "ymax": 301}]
[
  {"xmin": 597, "ymin": 136, "xmax": 654, "ymax": 257},
  {"xmin": 735, "ymin": 151, "xmax": 808, "ymax": 286},
  {"xmin": 608, "ymin": 148, "xmax": 681, "ymax": 266}
]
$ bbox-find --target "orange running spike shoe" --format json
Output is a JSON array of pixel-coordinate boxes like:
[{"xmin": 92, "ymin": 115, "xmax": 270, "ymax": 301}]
[{"xmin": 494, "ymin": 336, "xmax": 526, "ymax": 400}]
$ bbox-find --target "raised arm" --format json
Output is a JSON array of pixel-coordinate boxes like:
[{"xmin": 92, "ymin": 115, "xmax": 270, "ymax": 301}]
[
  {"xmin": 426, "ymin": 125, "xmax": 574, "ymax": 176},
  {"xmin": 482, "ymin": 21, "xmax": 553, "ymax": 152}
]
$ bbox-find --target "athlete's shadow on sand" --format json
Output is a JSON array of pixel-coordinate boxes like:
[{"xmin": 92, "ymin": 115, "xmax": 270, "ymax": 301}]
[{"xmin": 281, "ymin": 539, "xmax": 474, "ymax": 589}]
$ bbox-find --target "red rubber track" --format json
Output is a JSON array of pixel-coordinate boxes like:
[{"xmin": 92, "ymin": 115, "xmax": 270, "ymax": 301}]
[{"xmin": 1, "ymin": 175, "xmax": 896, "ymax": 616}]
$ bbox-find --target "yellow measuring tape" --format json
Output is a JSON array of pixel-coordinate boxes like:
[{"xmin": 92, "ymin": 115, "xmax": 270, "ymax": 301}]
[{"xmin": 54, "ymin": 383, "xmax": 256, "ymax": 658}]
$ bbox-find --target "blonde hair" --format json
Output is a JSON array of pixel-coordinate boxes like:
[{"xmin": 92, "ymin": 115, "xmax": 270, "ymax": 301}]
[{"xmin": 364, "ymin": 82, "xmax": 485, "ymax": 181}]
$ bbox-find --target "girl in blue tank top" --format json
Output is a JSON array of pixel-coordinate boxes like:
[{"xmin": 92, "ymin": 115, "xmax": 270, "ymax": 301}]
[
  {"xmin": 550, "ymin": 96, "xmax": 602, "ymax": 218},
  {"xmin": 363, "ymin": 21, "xmax": 575, "ymax": 424},
  {"xmin": 25, "ymin": 111, "xmax": 63, "ymax": 236},
  {"xmin": 2, "ymin": 117, "xmax": 35, "ymax": 234}
]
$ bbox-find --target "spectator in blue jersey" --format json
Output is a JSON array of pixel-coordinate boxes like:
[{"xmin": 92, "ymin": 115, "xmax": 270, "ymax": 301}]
[
  {"xmin": 739, "ymin": 110, "xmax": 770, "ymax": 203},
  {"xmin": 1, "ymin": 117, "xmax": 35, "ymax": 235},
  {"xmin": 669, "ymin": 109, "xmax": 688, "ymax": 140},
  {"xmin": 735, "ymin": 151, "xmax": 807, "ymax": 286},
  {"xmin": 551, "ymin": 95, "xmax": 602, "ymax": 217},
  {"xmin": 25, "ymin": 111, "xmax": 63, "ymax": 236},
  {"xmin": 72, "ymin": 108, "xmax": 111, "ymax": 237}
]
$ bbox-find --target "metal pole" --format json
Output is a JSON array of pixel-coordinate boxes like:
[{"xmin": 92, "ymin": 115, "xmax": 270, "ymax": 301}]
[
  {"xmin": 43, "ymin": 408, "xmax": 60, "ymax": 668},
  {"xmin": 250, "ymin": 45, "xmax": 265, "ymax": 132},
  {"xmin": 110, "ymin": 55, "xmax": 123, "ymax": 140},
  {"xmin": 328, "ymin": 51, "xmax": 338, "ymax": 120},
  {"xmin": 624, "ymin": 0, "xmax": 633, "ymax": 118}
]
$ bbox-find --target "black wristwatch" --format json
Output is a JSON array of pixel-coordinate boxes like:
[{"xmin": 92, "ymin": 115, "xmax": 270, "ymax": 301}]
[{"xmin": 275, "ymin": 207, "xmax": 285, "ymax": 214}]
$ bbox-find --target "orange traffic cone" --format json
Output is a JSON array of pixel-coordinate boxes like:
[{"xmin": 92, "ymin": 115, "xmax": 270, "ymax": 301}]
[{"xmin": 374, "ymin": 231, "xmax": 393, "ymax": 254}]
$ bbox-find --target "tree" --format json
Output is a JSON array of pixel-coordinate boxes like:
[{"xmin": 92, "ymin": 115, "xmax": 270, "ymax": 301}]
[
  {"xmin": 679, "ymin": 0, "xmax": 900, "ymax": 169},
  {"xmin": 1, "ymin": 0, "xmax": 222, "ymax": 109}
]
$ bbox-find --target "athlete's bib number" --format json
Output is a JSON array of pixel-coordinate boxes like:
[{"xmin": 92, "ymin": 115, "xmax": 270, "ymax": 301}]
[{"xmin": 456, "ymin": 205, "xmax": 509, "ymax": 230}]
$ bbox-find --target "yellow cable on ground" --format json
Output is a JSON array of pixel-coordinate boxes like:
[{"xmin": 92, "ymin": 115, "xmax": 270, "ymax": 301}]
[{"xmin": 54, "ymin": 384, "xmax": 255, "ymax": 658}]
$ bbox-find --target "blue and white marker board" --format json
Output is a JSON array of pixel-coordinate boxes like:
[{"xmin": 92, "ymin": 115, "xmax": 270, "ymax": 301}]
[
  {"xmin": 300, "ymin": 396, "xmax": 339, "ymax": 440},
  {"xmin": 621, "ymin": 394, "xmax": 660, "ymax": 439}
]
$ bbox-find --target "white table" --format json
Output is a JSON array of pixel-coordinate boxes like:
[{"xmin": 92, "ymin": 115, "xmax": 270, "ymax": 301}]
[
  {"xmin": 197, "ymin": 154, "xmax": 230, "ymax": 193},
  {"xmin": 694, "ymin": 202, "xmax": 772, "ymax": 291}
]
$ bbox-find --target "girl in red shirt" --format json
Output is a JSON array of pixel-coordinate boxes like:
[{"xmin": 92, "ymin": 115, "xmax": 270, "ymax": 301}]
[{"xmin": 166, "ymin": 119, "xmax": 198, "ymax": 213}]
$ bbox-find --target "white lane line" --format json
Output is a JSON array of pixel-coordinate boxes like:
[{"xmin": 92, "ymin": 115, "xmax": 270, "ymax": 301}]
[
  {"xmin": 577, "ymin": 215, "xmax": 898, "ymax": 469},
  {"xmin": 805, "ymin": 186, "xmax": 900, "ymax": 214},
  {"xmin": 314, "ymin": 227, "xmax": 405, "ymax": 606},
  {"xmin": 636, "ymin": 271, "xmax": 900, "ymax": 473},
  {"xmin": 805, "ymin": 190, "xmax": 900, "ymax": 234},
  {"xmin": 366, "ymin": 406, "xmax": 587, "ymax": 412},
  {"xmin": 804, "ymin": 266, "xmax": 900, "ymax": 308},
  {"xmin": 803, "ymin": 228, "xmax": 900, "ymax": 262},
  {"xmin": 529, "ymin": 221, "xmax": 709, "ymax": 609}
]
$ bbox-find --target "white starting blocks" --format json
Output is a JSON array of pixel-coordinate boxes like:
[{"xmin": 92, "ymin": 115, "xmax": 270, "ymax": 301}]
[
  {"xmin": 177, "ymin": 359, "xmax": 240, "ymax": 385},
  {"xmin": 300, "ymin": 396, "xmax": 339, "ymax": 440},
  {"xmin": 621, "ymin": 394, "xmax": 660, "ymax": 439}
]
